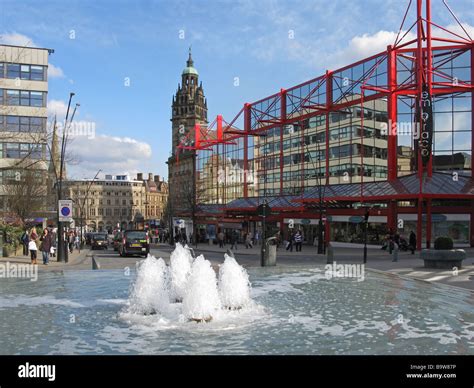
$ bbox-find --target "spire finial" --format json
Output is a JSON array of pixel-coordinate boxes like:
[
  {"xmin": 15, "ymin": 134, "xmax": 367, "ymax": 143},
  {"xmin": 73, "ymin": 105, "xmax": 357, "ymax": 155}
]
[{"xmin": 187, "ymin": 46, "xmax": 194, "ymax": 67}]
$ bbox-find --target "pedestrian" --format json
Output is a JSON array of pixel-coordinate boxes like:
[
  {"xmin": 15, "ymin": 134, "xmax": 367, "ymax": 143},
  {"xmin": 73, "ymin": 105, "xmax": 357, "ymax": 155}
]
[
  {"xmin": 286, "ymin": 231, "xmax": 295, "ymax": 252},
  {"xmin": 245, "ymin": 232, "xmax": 253, "ymax": 249},
  {"xmin": 217, "ymin": 230, "xmax": 224, "ymax": 248},
  {"xmin": 68, "ymin": 231, "xmax": 74, "ymax": 253},
  {"xmin": 409, "ymin": 231, "xmax": 416, "ymax": 254},
  {"xmin": 392, "ymin": 240, "xmax": 399, "ymax": 262},
  {"xmin": 295, "ymin": 230, "xmax": 303, "ymax": 252},
  {"xmin": 274, "ymin": 231, "xmax": 282, "ymax": 248},
  {"xmin": 40, "ymin": 228, "xmax": 52, "ymax": 265},
  {"xmin": 21, "ymin": 229, "xmax": 29, "ymax": 256},
  {"xmin": 231, "ymin": 230, "xmax": 239, "ymax": 250},
  {"xmin": 30, "ymin": 227, "xmax": 38, "ymax": 242},
  {"xmin": 28, "ymin": 233, "xmax": 38, "ymax": 265}
]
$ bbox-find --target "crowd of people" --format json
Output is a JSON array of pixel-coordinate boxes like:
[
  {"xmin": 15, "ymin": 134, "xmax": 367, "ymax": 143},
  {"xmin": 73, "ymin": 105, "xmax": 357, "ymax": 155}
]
[
  {"xmin": 20, "ymin": 227, "xmax": 85, "ymax": 265},
  {"xmin": 381, "ymin": 229, "xmax": 417, "ymax": 261}
]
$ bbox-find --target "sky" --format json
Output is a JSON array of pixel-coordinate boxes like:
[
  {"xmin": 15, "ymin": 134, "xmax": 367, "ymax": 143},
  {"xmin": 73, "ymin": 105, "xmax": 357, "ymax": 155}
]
[{"xmin": 0, "ymin": 0, "xmax": 473, "ymax": 180}]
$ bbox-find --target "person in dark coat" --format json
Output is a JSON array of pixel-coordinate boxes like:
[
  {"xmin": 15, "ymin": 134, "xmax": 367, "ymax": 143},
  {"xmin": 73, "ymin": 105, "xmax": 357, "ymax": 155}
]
[
  {"xmin": 230, "ymin": 230, "xmax": 239, "ymax": 250},
  {"xmin": 40, "ymin": 228, "xmax": 53, "ymax": 265},
  {"xmin": 21, "ymin": 229, "xmax": 29, "ymax": 256},
  {"xmin": 409, "ymin": 231, "xmax": 416, "ymax": 254}
]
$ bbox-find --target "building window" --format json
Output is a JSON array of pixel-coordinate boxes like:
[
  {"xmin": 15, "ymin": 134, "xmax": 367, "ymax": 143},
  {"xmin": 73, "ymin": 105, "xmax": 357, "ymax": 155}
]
[
  {"xmin": 98, "ymin": 208, "xmax": 104, "ymax": 216},
  {"xmin": 90, "ymin": 208, "xmax": 95, "ymax": 216},
  {"xmin": 5, "ymin": 64, "xmax": 45, "ymax": 81},
  {"xmin": 106, "ymin": 208, "xmax": 112, "ymax": 216},
  {"xmin": 3, "ymin": 89, "xmax": 46, "ymax": 107},
  {"xmin": 3, "ymin": 143, "xmax": 42, "ymax": 159},
  {"xmin": 2, "ymin": 116, "xmax": 48, "ymax": 133},
  {"xmin": 114, "ymin": 208, "xmax": 120, "ymax": 216}
]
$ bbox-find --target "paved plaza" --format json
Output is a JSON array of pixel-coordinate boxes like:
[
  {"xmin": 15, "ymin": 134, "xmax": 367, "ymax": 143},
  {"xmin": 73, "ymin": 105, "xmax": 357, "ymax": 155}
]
[{"xmin": 2, "ymin": 242, "xmax": 473, "ymax": 291}]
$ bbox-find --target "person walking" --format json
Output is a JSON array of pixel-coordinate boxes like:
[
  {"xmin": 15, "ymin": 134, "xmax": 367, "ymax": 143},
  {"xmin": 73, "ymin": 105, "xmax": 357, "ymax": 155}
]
[
  {"xmin": 30, "ymin": 227, "xmax": 38, "ymax": 242},
  {"xmin": 21, "ymin": 229, "xmax": 29, "ymax": 256},
  {"xmin": 68, "ymin": 231, "xmax": 74, "ymax": 253},
  {"xmin": 231, "ymin": 230, "xmax": 239, "ymax": 250},
  {"xmin": 217, "ymin": 230, "xmax": 224, "ymax": 248},
  {"xmin": 245, "ymin": 232, "xmax": 253, "ymax": 249},
  {"xmin": 255, "ymin": 230, "xmax": 260, "ymax": 246},
  {"xmin": 40, "ymin": 228, "xmax": 52, "ymax": 265},
  {"xmin": 28, "ymin": 233, "xmax": 38, "ymax": 265},
  {"xmin": 286, "ymin": 231, "xmax": 295, "ymax": 252},
  {"xmin": 409, "ymin": 231, "xmax": 416, "ymax": 254},
  {"xmin": 295, "ymin": 230, "xmax": 303, "ymax": 252}
]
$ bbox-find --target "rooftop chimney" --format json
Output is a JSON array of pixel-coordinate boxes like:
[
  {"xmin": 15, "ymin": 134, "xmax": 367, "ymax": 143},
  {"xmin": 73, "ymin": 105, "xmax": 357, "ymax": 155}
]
[
  {"xmin": 154, "ymin": 175, "xmax": 161, "ymax": 182},
  {"xmin": 148, "ymin": 173, "xmax": 153, "ymax": 181},
  {"xmin": 137, "ymin": 173, "xmax": 143, "ymax": 181}
]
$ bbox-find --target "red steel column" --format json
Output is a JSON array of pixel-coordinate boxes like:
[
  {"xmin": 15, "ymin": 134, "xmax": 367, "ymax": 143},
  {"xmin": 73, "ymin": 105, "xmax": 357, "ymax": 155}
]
[
  {"xmin": 426, "ymin": 198, "xmax": 432, "ymax": 248},
  {"xmin": 387, "ymin": 200, "xmax": 397, "ymax": 234},
  {"xmin": 471, "ymin": 42, "xmax": 474, "ymax": 179},
  {"xmin": 243, "ymin": 103, "xmax": 251, "ymax": 198},
  {"xmin": 387, "ymin": 45, "xmax": 398, "ymax": 181},
  {"xmin": 280, "ymin": 89, "xmax": 287, "ymax": 195},
  {"xmin": 416, "ymin": 0, "xmax": 424, "ymax": 250},
  {"xmin": 471, "ymin": 42, "xmax": 474, "ymax": 247},
  {"xmin": 426, "ymin": 0, "xmax": 433, "ymax": 177},
  {"xmin": 325, "ymin": 70, "xmax": 333, "ymax": 185}
]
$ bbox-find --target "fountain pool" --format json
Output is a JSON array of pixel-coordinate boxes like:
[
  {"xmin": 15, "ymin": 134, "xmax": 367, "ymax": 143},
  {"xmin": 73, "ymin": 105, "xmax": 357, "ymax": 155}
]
[{"xmin": 0, "ymin": 257, "xmax": 472, "ymax": 355}]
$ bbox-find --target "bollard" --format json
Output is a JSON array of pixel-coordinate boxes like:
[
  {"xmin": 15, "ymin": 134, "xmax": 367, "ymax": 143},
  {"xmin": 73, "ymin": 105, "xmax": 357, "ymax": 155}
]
[
  {"xmin": 261, "ymin": 237, "xmax": 277, "ymax": 267},
  {"xmin": 326, "ymin": 242, "xmax": 334, "ymax": 264},
  {"xmin": 92, "ymin": 256, "xmax": 100, "ymax": 270}
]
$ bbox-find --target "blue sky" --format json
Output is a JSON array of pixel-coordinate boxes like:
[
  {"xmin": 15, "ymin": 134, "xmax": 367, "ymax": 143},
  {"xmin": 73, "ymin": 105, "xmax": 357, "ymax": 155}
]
[{"xmin": 0, "ymin": 0, "xmax": 473, "ymax": 180}]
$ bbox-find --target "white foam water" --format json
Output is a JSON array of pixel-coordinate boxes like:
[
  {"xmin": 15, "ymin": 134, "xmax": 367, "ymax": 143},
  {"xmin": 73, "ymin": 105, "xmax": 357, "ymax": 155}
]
[
  {"xmin": 169, "ymin": 243, "xmax": 193, "ymax": 302},
  {"xmin": 182, "ymin": 255, "xmax": 221, "ymax": 322},
  {"xmin": 122, "ymin": 246, "xmax": 259, "ymax": 324},
  {"xmin": 218, "ymin": 254, "xmax": 251, "ymax": 310},
  {"xmin": 127, "ymin": 255, "xmax": 169, "ymax": 316}
]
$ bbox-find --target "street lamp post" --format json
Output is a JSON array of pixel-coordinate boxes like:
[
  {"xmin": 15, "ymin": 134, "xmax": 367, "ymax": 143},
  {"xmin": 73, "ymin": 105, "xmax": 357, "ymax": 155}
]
[{"xmin": 57, "ymin": 93, "xmax": 77, "ymax": 263}]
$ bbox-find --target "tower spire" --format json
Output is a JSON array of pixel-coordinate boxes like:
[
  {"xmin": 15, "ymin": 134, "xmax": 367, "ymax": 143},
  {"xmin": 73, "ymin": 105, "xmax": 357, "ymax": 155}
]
[{"xmin": 187, "ymin": 45, "xmax": 193, "ymax": 67}]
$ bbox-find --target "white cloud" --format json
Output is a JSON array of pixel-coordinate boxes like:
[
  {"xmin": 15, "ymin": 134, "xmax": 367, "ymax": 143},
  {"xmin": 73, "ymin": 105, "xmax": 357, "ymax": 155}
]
[
  {"xmin": 67, "ymin": 134, "xmax": 153, "ymax": 178},
  {"xmin": 48, "ymin": 99, "xmax": 69, "ymax": 120},
  {"xmin": 0, "ymin": 32, "xmax": 37, "ymax": 47},
  {"xmin": 48, "ymin": 63, "xmax": 65, "ymax": 78}
]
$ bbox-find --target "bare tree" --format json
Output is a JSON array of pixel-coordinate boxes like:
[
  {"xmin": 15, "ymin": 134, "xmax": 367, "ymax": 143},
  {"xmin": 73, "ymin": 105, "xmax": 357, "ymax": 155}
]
[{"xmin": 4, "ymin": 165, "xmax": 47, "ymax": 225}]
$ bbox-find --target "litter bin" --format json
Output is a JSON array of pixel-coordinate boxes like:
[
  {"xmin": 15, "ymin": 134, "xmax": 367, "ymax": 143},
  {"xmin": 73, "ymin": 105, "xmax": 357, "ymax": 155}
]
[{"xmin": 261, "ymin": 237, "xmax": 277, "ymax": 267}]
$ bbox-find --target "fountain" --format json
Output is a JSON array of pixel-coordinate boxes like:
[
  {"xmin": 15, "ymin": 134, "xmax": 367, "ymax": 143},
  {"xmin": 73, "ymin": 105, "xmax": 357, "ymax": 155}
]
[
  {"xmin": 169, "ymin": 243, "xmax": 194, "ymax": 302},
  {"xmin": 218, "ymin": 254, "xmax": 251, "ymax": 310},
  {"xmin": 128, "ymin": 255, "xmax": 169, "ymax": 316},
  {"xmin": 182, "ymin": 255, "xmax": 221, "ymax": 322},
  {"xmin": 124, "ymin": 246, "xmax": 253, "ymax": 323}
]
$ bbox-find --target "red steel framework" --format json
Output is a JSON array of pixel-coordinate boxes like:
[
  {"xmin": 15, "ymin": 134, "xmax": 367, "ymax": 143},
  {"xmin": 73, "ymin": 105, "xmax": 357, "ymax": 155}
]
[{"xmin": 177, "ymin": 0, "xmax": 474, "ymax": 248}]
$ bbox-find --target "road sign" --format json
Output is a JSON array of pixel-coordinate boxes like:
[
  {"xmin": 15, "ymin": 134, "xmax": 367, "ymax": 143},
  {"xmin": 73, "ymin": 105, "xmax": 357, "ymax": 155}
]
[
  {"xmin": 58, "ymin": 200, "xmax": 73, "ymax": 222},
  {"xmin": 257, "ymin": 203, "xmax": 271, "ymax": 217},
  {"xmin": 349, "ymin": 215, "xmax": 364, "ymax": 224}
]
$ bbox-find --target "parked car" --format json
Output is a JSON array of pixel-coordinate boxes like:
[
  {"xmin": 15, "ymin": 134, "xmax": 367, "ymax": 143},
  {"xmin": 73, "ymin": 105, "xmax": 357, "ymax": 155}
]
[
  {"xmin": 113, "ymin": 231, "xmax": 124, "ymax": 251},
  {"xmin": 118, "ymin": 230, "xmax": 149, "ymax": 257},
  {"xmin": 91, "ymin": 233, "xmax": 108, "ymax": 250}
]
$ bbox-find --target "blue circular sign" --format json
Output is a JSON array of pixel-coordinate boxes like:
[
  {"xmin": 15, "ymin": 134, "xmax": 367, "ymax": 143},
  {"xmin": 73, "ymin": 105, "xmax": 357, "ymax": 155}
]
[{"xmin": 61, "ymin": 207, "xmax": 71, "ymax": 216}]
